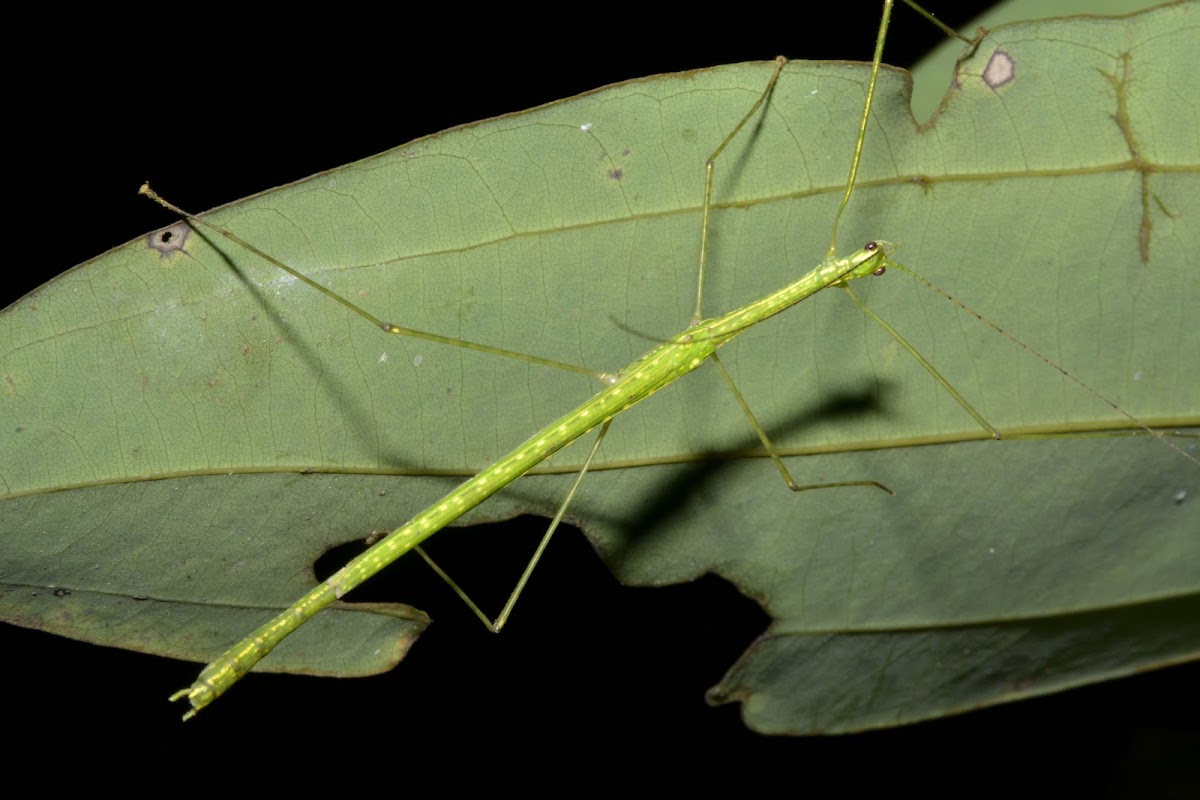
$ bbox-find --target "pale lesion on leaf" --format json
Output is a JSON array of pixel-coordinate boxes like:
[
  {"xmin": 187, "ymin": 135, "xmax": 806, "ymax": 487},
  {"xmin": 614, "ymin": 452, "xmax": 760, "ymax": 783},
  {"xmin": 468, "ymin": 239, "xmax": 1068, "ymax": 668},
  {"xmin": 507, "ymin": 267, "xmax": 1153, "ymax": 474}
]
[
  {"xmin": 147, "ymin": 221, "xmax": 191, "ymax": 257},
  {"xmin": 981, "ymin": 48, "xmax": 1015, "ymax": 89}
]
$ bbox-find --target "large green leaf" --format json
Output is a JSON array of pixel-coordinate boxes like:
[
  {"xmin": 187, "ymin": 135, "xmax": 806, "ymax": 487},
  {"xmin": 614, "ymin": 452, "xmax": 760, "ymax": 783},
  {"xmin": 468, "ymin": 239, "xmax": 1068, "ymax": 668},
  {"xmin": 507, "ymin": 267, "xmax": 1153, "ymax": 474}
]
[{"xmin": 3, "ymin": 1, "xmax": 1197, "ymax": 746}]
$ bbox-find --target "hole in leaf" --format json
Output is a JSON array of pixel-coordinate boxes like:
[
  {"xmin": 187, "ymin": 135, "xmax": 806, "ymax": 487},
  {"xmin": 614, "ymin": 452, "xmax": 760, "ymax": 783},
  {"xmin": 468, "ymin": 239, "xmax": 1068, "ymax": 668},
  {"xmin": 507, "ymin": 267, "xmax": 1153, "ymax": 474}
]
[
  {"xmin": 147, "ymin": 222, "xmax": 190, "ymax": 256},
  {"xmin": 312, "ymin": 514, "xmax": 770, "ymax": 716}
]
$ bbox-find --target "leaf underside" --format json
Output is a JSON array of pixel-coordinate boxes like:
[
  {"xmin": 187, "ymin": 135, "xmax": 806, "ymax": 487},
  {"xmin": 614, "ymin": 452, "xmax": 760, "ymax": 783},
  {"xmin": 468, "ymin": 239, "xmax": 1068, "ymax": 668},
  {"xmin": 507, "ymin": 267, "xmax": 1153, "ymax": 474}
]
[{"xmin": 2, "ymin": 3, "xmax": 1197, "ymax": 734}]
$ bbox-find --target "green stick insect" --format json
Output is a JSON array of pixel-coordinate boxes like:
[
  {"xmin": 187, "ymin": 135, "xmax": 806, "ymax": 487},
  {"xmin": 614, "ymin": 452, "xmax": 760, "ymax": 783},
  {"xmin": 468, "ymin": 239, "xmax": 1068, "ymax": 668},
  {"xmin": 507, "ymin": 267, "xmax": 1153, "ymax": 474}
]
[
  {"xmin": 143, "ymin": 0, "xmax": 931, "ymax": 719},
  {"xmin": 3, "ymin": 1, "xmax": 1196, "ymax": 735}
]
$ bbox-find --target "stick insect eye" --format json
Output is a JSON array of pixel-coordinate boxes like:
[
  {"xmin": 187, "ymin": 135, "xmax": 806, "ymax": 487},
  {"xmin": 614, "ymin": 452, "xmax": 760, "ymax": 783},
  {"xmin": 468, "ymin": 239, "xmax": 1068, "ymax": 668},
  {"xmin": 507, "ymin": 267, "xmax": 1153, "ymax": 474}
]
[
  {"xmin": 864, "ymin": 241, "xmax": 878, "ymax": 251},
  {"xmin": 872, "ymin": 266, "xmax": 887, "ymax": 276}
]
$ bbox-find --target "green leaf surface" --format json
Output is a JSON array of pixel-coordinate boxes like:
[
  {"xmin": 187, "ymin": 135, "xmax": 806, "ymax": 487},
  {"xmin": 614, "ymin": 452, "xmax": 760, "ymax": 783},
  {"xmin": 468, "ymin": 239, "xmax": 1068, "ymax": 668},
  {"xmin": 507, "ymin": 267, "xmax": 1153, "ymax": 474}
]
[{"xmin": 3, "ymin": 2, "xmax": 1197, "ymax": 736}]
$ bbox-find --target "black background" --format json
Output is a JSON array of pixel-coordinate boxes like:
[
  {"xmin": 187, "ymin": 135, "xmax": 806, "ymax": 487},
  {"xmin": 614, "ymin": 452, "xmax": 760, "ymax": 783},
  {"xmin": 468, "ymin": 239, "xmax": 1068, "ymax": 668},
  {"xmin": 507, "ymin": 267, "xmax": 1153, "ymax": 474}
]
[{"xmin": 7, "ymin": 1, "xmax": 1198, "ymax": 792}]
